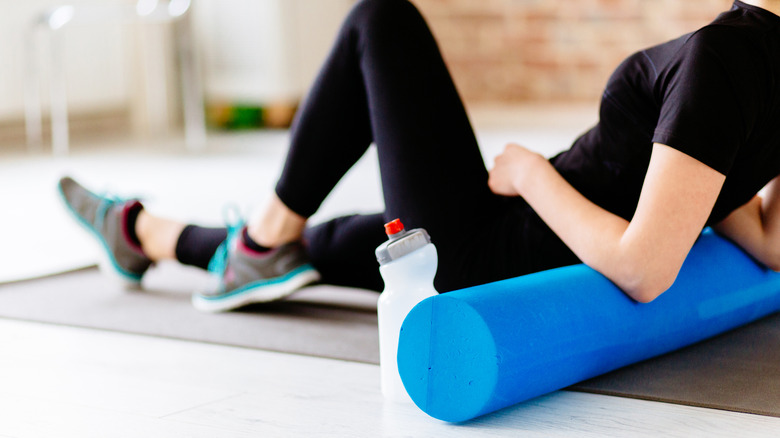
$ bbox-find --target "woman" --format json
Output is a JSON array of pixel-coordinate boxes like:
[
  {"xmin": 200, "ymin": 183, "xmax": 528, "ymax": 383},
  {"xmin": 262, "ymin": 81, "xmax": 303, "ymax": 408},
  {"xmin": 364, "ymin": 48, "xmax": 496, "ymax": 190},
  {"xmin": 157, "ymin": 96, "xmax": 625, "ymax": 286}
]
[{"xmin": 60, "ymin": 0, "xmax": 780, "ymax": 312}]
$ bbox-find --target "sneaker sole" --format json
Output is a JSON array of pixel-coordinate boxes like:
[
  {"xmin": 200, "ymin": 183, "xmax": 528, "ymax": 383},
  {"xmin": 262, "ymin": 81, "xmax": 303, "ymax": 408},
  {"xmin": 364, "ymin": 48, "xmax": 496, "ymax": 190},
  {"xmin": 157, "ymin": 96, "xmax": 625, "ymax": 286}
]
[
  {"xmin": 191, "ymin": 265, "xmax": 321, "ymax": 312},
  {"xmin": 56, "ymin": 185, "xmax": 144, "ymax": 289}
]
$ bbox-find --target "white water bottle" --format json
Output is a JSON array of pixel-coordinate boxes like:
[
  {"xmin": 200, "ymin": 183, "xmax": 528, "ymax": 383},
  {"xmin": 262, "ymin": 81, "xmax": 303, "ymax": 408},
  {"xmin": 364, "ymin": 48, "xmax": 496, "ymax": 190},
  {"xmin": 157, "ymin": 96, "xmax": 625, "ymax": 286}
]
[{"xmin": 375, "ymin": 218, "xmax": 439, "ymax": 403}]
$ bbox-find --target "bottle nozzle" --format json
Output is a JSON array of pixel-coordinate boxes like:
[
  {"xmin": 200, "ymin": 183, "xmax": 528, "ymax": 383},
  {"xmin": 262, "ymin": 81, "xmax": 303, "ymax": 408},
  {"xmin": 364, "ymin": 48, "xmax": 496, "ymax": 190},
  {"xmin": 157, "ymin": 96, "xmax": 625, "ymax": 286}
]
[
  {"xmin": 376, "ymin": 219, "xmax": 432, "ymax": 265},
  {"xmin": 384, "ymin": 218, "xmax": 405, "ymax": 237}
]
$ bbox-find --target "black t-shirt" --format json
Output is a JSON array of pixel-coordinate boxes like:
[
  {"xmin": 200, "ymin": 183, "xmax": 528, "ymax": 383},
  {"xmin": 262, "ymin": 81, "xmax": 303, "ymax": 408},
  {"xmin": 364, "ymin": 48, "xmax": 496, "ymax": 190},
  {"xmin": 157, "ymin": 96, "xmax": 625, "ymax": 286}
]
[{"xmin": 550, "ymin": 0, "xmax": 780, "ymax": 226}]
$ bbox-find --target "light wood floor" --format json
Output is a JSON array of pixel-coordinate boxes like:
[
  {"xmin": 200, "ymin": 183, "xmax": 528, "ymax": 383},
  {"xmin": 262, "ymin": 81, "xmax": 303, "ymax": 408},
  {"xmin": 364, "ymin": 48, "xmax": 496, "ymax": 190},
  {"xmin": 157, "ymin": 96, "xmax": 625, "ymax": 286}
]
[
  {"xmin": 4, "ymin": 107, "xmax": 779, "ymax": 436},
  {"xmin": 0, "ymin": 318, "xmax": 776, "ymax": 437}
]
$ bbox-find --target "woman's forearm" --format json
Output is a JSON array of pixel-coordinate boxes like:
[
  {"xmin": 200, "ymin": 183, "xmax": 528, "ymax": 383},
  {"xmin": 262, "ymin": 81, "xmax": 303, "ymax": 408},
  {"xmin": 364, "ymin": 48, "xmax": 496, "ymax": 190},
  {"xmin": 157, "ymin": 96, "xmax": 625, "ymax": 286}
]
[
  {"xmin": 516, "ymin": 156, "xmax": 668, "ymax": 301},
  {"xmin": 490, "ymin": 142, "xmax": 723, "ymax": 303}
]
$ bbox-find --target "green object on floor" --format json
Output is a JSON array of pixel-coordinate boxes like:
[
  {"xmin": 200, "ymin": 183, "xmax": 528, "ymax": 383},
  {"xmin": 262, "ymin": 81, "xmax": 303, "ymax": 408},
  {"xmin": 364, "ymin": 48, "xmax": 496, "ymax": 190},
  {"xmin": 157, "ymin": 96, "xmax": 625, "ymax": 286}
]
[{"xmin": 207, "ymin": 102, "xmax": 298, "ymax": 130}]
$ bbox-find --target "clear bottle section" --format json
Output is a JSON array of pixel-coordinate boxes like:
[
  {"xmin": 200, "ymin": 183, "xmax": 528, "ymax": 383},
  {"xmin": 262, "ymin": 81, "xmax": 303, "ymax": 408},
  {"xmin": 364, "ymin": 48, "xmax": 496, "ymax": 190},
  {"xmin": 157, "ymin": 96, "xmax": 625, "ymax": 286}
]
[{"xmin": 376, "ymin": 219, "xmax": 438, "ymax": 402}]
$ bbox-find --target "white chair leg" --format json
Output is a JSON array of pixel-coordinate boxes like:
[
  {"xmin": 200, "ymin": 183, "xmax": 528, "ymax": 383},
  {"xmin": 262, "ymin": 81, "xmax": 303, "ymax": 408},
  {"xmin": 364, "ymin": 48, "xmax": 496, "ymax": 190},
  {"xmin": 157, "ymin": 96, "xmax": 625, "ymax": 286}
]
[
  {"xmin": 49, "ymin": 31, "xmax": 70, "ymax": 156},
  {"xmin": 24, "ymin": 27, "xmax": 43, "ymax": 153},
  {"xmin": 176, "ymin": 13, "xmax": 206, "ymax": 152}
]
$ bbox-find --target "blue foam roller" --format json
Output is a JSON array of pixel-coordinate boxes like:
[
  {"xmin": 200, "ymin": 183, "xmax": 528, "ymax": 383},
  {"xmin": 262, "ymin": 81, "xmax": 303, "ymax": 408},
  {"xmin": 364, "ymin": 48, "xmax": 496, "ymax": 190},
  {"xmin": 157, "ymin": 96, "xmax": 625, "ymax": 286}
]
[{"xmin": 397, "ymin": 229, "xmax": 780, "ymax": 422}]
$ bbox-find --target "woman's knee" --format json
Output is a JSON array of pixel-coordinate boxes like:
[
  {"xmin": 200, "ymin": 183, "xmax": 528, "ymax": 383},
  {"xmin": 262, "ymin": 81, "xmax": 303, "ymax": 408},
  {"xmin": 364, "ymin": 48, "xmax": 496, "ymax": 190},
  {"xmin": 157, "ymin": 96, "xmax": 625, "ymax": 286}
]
[{"xmin": 345, "ymin": 0, "xmax": 426, "ymax": 37}]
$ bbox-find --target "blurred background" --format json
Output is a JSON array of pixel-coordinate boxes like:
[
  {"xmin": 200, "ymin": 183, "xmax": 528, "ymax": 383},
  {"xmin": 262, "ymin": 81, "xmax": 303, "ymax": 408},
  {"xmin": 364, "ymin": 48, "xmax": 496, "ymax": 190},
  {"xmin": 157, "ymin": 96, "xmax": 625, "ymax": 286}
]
[{"xmin": 0, "ymin": 0, "xmax": 731, "ymax": 151}]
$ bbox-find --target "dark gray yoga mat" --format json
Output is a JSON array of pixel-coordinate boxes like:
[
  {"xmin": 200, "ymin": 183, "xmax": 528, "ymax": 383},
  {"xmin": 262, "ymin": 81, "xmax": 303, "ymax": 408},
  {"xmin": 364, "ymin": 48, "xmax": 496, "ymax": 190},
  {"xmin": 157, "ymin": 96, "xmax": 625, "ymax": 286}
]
[
  {"xmin": 1, "ymin": 266, "xmax": 778, "ymax": 417},
  {"xmin": 570, "ymin": 312, "xmax": 780, "ymax": 417},
  {"xmin": 0, "ymin": 264, "xmax": 381, "ymax": 364}
]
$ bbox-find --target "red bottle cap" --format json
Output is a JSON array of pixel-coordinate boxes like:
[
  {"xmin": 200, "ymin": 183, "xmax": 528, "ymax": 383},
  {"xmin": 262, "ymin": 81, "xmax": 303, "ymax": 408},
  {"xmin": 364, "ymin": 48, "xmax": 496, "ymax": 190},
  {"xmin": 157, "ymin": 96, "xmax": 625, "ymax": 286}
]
[{"xmin": 384, "ymin": 218, "xmax": 404, "ymax": 236}]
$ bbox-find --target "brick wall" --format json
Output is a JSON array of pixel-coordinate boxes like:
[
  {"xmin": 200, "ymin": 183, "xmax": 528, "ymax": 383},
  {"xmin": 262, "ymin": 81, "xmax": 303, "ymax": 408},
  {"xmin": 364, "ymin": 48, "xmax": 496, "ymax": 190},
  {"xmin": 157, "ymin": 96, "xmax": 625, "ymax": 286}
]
[{"xmin": 413, "ymin": 0, "xmax": 733, "ymax": 104}]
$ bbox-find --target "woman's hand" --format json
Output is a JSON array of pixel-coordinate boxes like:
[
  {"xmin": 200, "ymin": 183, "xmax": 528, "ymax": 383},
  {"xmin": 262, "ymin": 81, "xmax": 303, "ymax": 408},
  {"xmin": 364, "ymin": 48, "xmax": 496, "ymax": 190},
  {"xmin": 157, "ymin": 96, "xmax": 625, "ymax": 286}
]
[{"xmin": 488, "ymin": 143, "xmax": 548, "ymax": 197}]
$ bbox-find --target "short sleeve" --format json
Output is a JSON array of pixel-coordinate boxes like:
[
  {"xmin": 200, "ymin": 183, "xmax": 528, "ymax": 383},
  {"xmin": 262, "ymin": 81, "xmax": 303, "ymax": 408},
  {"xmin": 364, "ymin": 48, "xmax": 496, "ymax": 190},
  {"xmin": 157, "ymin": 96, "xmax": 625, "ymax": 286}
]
[{"xmin": 652, "ymin": 29, "xmax": 757, "ymax": 175}]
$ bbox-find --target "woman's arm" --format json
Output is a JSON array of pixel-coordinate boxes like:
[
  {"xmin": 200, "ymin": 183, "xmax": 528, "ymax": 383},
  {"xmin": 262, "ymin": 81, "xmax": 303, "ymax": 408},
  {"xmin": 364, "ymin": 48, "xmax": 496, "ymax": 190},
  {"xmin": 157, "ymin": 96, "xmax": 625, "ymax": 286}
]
[
  {"xmin": 713, "ymin": 177, "xmax": 780, "ymax": 270},
  {"xmin": 488, "ymin": 142, "xmax": 725, "ymax": 302}
]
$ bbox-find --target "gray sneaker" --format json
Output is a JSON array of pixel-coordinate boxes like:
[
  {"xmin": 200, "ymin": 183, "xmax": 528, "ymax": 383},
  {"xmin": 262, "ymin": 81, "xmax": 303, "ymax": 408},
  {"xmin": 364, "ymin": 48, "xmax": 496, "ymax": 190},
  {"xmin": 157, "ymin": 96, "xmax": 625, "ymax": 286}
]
[
  {"xmin": 57, "ymin": 176, "xmax": 152, "ymax": 287},
  {"xmin": 192, "ymin": 228, "xmax": 321, "ymax": 312}
]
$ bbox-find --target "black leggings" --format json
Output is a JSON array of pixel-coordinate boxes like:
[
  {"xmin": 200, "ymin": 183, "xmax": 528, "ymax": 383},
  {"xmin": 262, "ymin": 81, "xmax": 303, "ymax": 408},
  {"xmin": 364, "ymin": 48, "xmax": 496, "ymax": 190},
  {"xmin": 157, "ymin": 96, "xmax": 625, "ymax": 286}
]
[{"xmin": 177, "ymin": 0, "xmax": 579, "ymax": 292}]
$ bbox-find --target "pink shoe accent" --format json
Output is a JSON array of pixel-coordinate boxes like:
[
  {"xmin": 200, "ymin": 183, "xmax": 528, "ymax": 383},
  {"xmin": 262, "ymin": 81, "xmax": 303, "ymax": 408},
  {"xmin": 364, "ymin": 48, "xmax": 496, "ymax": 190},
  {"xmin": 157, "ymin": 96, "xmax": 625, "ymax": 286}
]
[
  {"xmin": 238, "ymin": 226, "xmax": 279, "ymax": 257},
  {"xmin": 237, "ymin": 237, "xmax": 279, "ymax": 258},
  {"xmin": 121, "ymin": 201, "xmax": 147, "ymax": 256}
]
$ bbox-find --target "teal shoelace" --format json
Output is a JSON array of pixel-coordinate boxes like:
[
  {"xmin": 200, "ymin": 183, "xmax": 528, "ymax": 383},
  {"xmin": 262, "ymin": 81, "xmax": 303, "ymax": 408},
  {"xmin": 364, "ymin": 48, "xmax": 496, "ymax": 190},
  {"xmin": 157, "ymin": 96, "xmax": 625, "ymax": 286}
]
[{"xmin": 207, "ymin": 206, "xmax": 245, "ymax": 276}]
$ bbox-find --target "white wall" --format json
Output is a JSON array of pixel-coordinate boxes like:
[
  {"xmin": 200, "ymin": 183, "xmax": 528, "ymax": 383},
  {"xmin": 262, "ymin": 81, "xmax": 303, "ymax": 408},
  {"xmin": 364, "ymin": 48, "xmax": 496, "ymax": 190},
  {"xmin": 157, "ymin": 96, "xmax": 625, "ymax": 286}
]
[
  {"xmin": 293, "ymin": 0, "xmax": 358, "ymax": 98},
  {"xmin": 0, "ymin": 0, "xmax": 355, "ymax": 127},
  {"xmin": 193, "ymin": 0, "xmax": 355, "ymax": 104},
  {"xmin": 0, "ymin": 0, "xmax": 130, "ymax": 121}
]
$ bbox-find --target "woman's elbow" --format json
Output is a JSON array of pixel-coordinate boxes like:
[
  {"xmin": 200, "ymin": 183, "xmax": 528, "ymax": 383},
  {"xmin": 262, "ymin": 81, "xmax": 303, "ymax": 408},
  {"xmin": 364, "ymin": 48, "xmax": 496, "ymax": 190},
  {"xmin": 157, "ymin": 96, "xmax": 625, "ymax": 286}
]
[
  {"xmin": 627, "ymin": 283, "xmax": 671, "ymax": 303},
  {"xmin": 761, "ymin": 249, "xmax": 780, "ymax": 272},
  {"xmin": 764, "ymin": 259, "xmax": 780, "ymax": 272},
  {"xmin": 619, "ymin": 270, "xmax": 677, "ymax": 304}
]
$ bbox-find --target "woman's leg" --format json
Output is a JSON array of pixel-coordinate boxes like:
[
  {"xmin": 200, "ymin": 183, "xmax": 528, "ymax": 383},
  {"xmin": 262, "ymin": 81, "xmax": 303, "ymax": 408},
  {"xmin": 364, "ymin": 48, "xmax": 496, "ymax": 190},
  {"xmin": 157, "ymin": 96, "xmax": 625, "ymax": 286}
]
[
  {"xmin": 134, "ymin": 211, "xmax": 185, "ymax": 261},
  {"xmin": 304, "ymin": 213, "xmax": 387, "ymax": 292},
  {"xmin": 60, "ymin": 0, "xmax": 501, "ymax": 298},
  {"xmin": 153, "ymin": 0, "xmax": 498, "ymax": 294},
  {"xmin": 273, "ymin": 0, "xmax": 500, "ymax": 291},
  {"xmin": 275, "ymin": 0, "xmax": 492, "ymax": 224}
]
